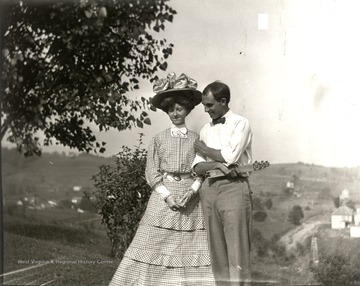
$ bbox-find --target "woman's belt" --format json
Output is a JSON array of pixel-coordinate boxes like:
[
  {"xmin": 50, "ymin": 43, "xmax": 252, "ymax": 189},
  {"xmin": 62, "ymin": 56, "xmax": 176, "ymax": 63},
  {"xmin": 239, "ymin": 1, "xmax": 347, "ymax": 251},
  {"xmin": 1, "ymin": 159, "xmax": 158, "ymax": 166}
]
[{"xmin": 163, "ymin": 172, "xmax": 192, "ymax": 181}]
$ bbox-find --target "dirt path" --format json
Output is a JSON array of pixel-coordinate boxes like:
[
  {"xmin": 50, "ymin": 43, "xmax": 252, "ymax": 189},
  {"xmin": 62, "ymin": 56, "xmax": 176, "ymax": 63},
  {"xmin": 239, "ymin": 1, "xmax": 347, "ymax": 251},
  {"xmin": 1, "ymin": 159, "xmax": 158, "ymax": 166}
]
[{"xmin": 279, "ymin": 214, "xmax": 329, "ymax": 250}]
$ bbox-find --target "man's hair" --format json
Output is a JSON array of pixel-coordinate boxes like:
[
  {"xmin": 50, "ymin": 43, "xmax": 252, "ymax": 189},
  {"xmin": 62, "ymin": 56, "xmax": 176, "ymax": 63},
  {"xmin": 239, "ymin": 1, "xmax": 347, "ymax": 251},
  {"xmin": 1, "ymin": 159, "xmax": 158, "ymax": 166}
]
[
  {"xmin": 160, "ymin": 94, "xmax": 195, "ymax": 113},
  {"xmin": 203, "ymin": 81, "xmax": 231, "ymax": 104}
]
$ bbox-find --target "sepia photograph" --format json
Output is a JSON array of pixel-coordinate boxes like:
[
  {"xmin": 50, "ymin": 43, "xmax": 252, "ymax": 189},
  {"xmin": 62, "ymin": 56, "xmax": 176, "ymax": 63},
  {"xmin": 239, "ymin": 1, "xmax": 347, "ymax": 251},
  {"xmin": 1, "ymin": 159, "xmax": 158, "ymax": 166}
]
[{"xmin": 1, "ymin": 0, "xmax": 360, "ymax": 285}]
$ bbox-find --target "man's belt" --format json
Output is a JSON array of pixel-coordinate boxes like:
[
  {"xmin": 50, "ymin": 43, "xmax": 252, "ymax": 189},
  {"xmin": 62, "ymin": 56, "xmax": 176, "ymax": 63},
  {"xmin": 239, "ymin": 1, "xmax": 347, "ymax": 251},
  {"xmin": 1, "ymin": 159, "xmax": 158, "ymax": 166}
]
[{"xmin": 205, "ymin": 161, "xmax": 270, "ymax": 179}]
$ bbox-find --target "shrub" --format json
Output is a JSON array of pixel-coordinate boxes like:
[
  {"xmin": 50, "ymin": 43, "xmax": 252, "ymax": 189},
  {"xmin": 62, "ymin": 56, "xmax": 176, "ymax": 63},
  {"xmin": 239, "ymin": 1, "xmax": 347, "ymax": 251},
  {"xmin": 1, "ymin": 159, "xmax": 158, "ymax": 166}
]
[
  {"xmin": 296, "ymin": 242, "xmax": 306, "ymax": 256},
  {"xmin": 252, "ymin": 196, "xmax": 263, "ymax": 211},
  {"xmin": 288, "ymin": 205, "xmax": 304, "ymax": 226},
  {"xmin": 253, "ymin": 211, "xmax": 267, "ymax": 222},
  {"xmin": 58, "ymin": 199, "xmax": 73, "ymax": 209},
  {"xmin": 264, "ymin": 198, "xmax": 273, "ymax": 209},
  {"xmin": 252, "ymin": 228, "xmax": 264, "ymax": 244},
  {"xmin": 310, "ymin": 252, "xmax": 360, "ymax": 285},
  {"xmin": 90, "ymin": 135, "xmax": 151, "ymax": 258},
  {"xmin": 332, "ymin": 196, "xmax": 340, "ymax": 208}
]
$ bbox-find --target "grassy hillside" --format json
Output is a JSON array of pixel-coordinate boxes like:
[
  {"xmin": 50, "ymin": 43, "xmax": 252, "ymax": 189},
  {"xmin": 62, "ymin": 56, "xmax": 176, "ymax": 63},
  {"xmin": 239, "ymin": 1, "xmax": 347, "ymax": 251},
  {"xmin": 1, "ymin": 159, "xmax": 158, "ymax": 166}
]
[
  {"xmin": 2, "ymin": 147, "xmax": 115, "ymax": 203},
  {"xmin": 3, "ymin": 218, "xmax": 118, "ymax": 285}
]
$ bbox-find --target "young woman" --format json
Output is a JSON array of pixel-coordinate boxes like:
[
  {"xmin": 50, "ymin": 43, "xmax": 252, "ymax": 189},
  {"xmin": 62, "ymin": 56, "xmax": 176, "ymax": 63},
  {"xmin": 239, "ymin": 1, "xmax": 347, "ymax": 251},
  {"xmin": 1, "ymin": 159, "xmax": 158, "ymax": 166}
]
[{"xmin": 109, "ymin": 73, "xmax": 214, "ymax": 286}]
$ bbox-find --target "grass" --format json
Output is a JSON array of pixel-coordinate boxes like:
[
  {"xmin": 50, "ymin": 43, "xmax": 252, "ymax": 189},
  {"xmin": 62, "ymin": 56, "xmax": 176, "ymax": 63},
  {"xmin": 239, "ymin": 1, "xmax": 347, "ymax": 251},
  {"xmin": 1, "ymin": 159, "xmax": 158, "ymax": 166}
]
[
  {"xmin": 3, "ymin": 214, "xmax": 118, "ymax": 286},
  {"xmin": 4, "ymin": 232, "xmax": 119, "ymax": 286}
]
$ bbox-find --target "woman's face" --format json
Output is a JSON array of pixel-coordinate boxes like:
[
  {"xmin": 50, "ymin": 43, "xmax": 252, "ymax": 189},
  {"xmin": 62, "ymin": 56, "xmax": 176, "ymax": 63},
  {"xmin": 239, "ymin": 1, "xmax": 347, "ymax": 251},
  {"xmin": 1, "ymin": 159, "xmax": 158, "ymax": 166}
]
[{"xmin": 167, "ymin": 103, "xmax": 189, "ymax": 126}]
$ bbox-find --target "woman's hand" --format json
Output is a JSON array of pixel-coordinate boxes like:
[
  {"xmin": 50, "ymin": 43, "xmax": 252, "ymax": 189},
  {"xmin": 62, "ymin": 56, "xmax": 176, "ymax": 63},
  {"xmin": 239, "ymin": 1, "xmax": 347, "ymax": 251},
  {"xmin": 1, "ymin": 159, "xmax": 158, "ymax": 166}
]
[{"xmin": 165, "ymin": 195, "xmax": 181, "ymax": 211}]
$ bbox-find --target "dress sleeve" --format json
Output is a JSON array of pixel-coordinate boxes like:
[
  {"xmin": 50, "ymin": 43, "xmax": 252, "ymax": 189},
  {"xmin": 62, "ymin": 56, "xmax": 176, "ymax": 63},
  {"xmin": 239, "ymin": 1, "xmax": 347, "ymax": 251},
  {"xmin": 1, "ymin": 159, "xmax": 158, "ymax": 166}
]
[
  {"xmin": 145, "ymin": 136, "xmax": 171, "ymax": 199},
  {"xmin": 145, "ymin": 136, "xmax": 163, "ymax": 188}
]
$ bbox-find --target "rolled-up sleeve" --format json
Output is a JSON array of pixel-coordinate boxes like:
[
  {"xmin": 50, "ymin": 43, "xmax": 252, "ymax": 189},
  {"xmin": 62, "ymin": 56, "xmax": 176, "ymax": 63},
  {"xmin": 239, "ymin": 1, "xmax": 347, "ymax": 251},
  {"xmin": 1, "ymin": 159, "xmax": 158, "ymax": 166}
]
[
  {"xmin": 191, "ymin": 153, "xmax": 206, "ymax": 169},
  {"xmin": 191, "ymin": 127, "xmax": 207, "ymax": 169},
  {"xmin": 220, "ymin": 118, "xmax": 252, "ymax": 164}
]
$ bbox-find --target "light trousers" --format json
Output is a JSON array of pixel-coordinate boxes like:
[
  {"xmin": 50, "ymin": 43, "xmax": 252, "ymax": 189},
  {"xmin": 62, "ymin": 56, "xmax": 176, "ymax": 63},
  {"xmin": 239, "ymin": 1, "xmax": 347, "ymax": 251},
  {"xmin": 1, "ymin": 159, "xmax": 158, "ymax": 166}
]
[{"xmin": 200, "ymin": 177, "xmax": 253, "ymax": 286}]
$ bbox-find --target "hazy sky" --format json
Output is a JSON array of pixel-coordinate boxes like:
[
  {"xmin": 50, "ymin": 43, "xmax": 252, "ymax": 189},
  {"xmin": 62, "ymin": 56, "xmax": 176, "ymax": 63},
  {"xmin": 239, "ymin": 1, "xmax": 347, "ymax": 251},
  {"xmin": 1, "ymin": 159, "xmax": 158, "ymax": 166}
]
[{"xmin": 6, "ymin": 0, "xmax": 360, "ymax": 168}]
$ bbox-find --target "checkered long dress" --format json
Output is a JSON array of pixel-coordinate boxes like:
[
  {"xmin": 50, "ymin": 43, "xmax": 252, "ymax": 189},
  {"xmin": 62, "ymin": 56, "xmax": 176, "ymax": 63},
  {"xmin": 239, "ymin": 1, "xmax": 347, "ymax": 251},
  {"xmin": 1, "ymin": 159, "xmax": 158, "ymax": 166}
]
[{"xmin": 109, "ymin": 128, "xmax": 215, "ymax": 286}]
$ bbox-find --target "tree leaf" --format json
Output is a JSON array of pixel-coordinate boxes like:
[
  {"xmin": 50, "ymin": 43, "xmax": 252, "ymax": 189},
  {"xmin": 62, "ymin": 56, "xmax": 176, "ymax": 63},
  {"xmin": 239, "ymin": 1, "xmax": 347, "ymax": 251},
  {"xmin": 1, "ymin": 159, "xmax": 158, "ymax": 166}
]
[
  {"xmin": 84, "ymin": 9, "xmax": 93, "ymax": 18},
  {"xmin": 143, "ymin": 117, "xmax": 151, "ymax": 125},
  {"xmin": 159, "ymin": 62, "xmax": 167, "ymax": 71},
  {"xmin": 136, "ymin": 119, "xmax": 143, "ymax": 128}
]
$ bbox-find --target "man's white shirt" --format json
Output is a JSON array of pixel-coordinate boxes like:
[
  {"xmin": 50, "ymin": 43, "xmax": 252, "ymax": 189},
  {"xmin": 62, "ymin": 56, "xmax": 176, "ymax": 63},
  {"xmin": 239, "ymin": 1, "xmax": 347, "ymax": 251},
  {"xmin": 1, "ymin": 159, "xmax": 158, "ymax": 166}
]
[{"xmin": 192, "ymin": 110, "xmax": 253, "ymax": 168}]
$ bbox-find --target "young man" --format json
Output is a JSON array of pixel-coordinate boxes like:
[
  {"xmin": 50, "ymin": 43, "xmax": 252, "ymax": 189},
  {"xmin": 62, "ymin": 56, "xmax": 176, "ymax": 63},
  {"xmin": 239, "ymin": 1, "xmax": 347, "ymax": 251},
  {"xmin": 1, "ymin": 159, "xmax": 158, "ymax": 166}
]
[{"xmin": 192, "ymin": 81, "xmax": 253, "ymax": 286}]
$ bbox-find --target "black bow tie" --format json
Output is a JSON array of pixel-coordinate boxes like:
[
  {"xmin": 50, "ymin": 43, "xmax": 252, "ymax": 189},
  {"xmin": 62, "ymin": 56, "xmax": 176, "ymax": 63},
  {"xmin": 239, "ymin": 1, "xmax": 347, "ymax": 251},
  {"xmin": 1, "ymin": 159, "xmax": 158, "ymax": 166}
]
[{"xmin": 212, "ymin": 117, "xmax": 226, "ymax": 125}]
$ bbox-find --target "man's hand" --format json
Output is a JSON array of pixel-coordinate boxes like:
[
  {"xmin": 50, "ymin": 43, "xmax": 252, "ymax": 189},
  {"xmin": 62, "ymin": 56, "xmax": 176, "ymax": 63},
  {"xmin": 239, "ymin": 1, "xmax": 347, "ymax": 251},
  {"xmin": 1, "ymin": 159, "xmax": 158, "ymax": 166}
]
[
  {"xmin": 194, "ymin": 139, "xmax": 208, "ymax": 157},
  {"xmin": 194, "ymin": 139, "xmax": 226, "ymax": 163},
  {"xmin": 217, "ymin": 163, "xmax": 238, "ymax": 178},
  {"xmin": 178, "ymin": 188, "xmax": 197, "ymax": 208}
]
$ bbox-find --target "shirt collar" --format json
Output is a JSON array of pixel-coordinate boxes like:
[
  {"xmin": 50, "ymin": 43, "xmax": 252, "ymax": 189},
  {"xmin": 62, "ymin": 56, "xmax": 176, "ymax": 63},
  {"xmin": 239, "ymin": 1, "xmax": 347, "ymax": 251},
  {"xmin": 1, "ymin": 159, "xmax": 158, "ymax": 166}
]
[
  {"xmin": 170, "ymin": 125, "xmax": 188, "ymax": 138},
  {"xmin": 211, "ymin": 110, "xmax": 232, "ymax": 125},
  {"xmin": 223, "ymin": 110, "xmax": 232, "ymax": 118}
]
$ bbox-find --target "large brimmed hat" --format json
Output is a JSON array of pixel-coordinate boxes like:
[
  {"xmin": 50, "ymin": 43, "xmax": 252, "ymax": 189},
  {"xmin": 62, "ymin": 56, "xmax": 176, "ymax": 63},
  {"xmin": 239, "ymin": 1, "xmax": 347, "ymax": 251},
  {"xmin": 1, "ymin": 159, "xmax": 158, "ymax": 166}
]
[{"xmin": 151, "ymin": 72, "xmax": 202, "ymax": 109}]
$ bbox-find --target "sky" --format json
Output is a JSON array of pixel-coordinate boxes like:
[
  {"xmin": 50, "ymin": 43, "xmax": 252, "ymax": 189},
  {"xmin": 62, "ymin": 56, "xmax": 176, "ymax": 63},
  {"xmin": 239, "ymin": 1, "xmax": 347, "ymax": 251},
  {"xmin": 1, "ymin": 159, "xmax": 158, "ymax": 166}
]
[{"xmin": 5, "ymin": 0, "xmax": 360, "ymax": 168}]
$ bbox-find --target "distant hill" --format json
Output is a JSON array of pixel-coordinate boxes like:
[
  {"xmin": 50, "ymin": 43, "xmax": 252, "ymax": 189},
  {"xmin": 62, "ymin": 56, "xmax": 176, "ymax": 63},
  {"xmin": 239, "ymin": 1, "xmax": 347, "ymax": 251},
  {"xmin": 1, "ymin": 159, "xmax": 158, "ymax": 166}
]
[
  {"xmin": 1, "ymin": 147, "xmax": 115, "ymax": 201},
  {"xmin": 2, "ymin": 146, "xmax": 359, "ymax": 203},
  {"xmin": 256, "ymin": 161, "xmax": 359, "ymax": 181}
]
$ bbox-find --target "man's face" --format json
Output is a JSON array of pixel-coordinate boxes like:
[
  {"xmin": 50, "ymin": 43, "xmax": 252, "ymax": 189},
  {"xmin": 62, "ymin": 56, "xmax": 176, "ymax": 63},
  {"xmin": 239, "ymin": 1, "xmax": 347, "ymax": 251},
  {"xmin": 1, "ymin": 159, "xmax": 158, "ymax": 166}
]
[{"xmin": 202, "ymin": 91, "xmax": 227, "ymax": 120}]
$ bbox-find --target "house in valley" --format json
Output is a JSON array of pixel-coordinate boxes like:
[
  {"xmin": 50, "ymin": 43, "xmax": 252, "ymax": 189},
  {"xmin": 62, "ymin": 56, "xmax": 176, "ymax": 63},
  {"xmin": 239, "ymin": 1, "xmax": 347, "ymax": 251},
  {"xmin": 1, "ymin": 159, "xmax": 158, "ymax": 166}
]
[{"xmin": 331, "ymin": 205, "xmax": 354, "ymax": 229}]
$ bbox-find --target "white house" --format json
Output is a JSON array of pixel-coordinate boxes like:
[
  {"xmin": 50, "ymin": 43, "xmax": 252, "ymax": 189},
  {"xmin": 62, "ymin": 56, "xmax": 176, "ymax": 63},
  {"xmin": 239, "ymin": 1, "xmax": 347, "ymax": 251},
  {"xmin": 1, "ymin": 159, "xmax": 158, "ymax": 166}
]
[
  {"xmin": 73, "ymin": 186, "xmax": 82, "ymax": 192},
  {"xmin": 350, "ymin": 226, "xmax": 360, "ymax": 238},
  {"xmin": 331, "ymin": 205, "xmax": 354, "ymax": 229},
  {"xmin": 354, "ymin": 208, "xmax": 360, "ymax": 225},
  {"xmin": 71, "ymin": 197, "xmax": 82, "ymax": 204},
  {"xmin": 48, "ymin": 200, "xmax": 58, "ymax": 207},
  {"xmin": 286, "ymin": 181, "xmax": 294, "ymax": 189}
]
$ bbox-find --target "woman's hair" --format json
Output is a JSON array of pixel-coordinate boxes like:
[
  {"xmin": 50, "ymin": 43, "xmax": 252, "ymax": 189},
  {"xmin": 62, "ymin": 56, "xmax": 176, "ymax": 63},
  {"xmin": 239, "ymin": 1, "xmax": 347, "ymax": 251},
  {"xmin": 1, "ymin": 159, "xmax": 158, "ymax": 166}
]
[
  {"xmin": 203, "ymin": 81, "xmax": 231, "ymax": 104},
  {"xmin": 160, "ymin": 94, "xmax": 196, "ymax": 113}
]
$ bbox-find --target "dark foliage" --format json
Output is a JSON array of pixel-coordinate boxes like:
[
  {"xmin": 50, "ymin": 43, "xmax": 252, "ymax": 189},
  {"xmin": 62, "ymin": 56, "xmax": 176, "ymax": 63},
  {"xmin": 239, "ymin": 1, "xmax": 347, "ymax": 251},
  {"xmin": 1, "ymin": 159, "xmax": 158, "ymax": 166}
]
[
  {"xmin": 264, "ymin": 198, "xmax": 273, "ymax": 209},
  {"xmin": 253, "ymin": 211, "xmax": 268, "ymax": 222},
  {"xmin": 288, "ymin": 205, "xmax": 304, "ymax": 226},
  {"xmin": 310, "ymin": 252, "xmax": 360, "ymax": 285},
  {"xmin": 90, "ymin": 135, "xmax": 151, "ymax": 258},
  {"xmin": 1, "ymin": 0, "xmax": 176, "ymax": 156},
  {"xmin": 252, "ymin": 196, "xmax": 263, "ymax": 211}
]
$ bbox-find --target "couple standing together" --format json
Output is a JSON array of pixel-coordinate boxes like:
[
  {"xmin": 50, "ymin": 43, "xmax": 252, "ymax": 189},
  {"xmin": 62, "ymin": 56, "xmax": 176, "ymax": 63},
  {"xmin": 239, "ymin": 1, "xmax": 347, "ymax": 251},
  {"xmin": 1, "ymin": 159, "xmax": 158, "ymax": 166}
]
[{"xmin": 109, "ymin": 72, "xmax": 253, "ymax": 286}]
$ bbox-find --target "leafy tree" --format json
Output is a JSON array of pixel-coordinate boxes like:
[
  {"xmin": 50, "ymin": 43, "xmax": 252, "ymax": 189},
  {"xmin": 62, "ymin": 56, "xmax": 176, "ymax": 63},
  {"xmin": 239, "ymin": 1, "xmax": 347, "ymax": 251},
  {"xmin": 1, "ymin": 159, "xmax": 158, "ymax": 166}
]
[
  {"xmin": 253, "ymin": 210, "xmax": 267, "ymax": 222},
  {"xmin": 58, "ymin": 199, "xmax": 72, "ymax": 209},
  {"xmin": 90, "ymin": 134, "xmax": 151, "ymax": 258},
  {"xmin": 264, "ymin": 198, "xmax": 273, "ymax": 209},
  {"xmin": 288, "ymin": 205, "xmax": 304, "ymax": 226},
  {"xmin": 252, "ymin": 196, "xmax": 263, "ymax": 211},
  {"xmin": 251, "ymin": 228, "xmax": 264, "ymax": 245},
  {"xmin": 345, "ymin": 199, "xmax": 356, "ymax": 211},
  {"xmin": 1, "ymin": 0, "xmax": 176, "ymax": 156},
  {"xmin": 332, "ymin": 196, "xmax": 340, "ymax": 208}
]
